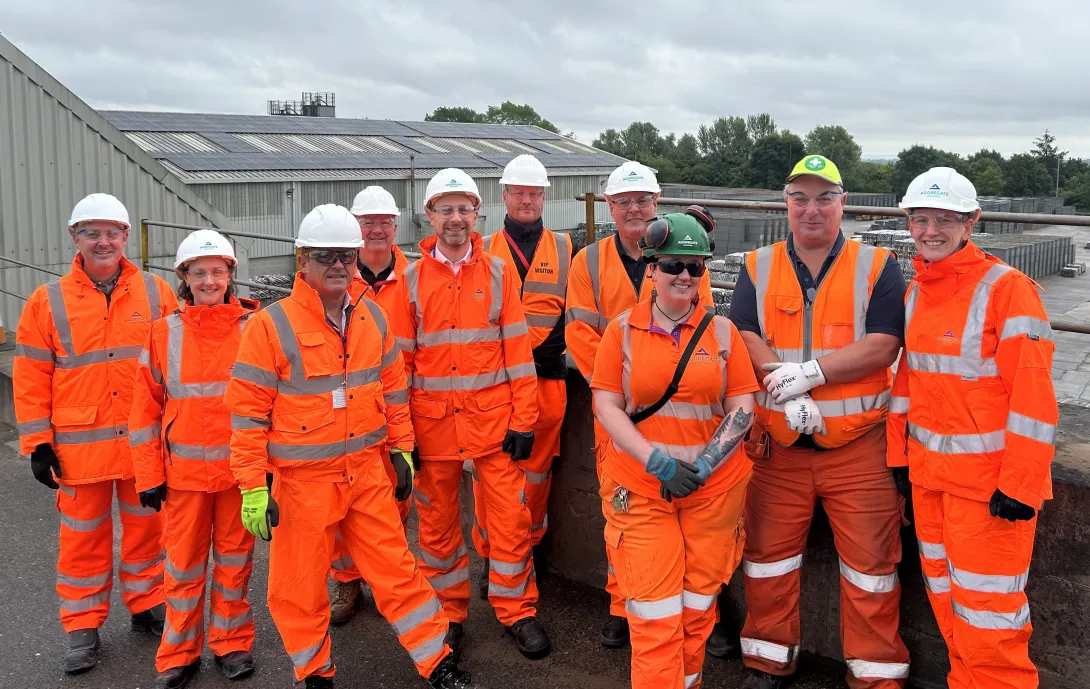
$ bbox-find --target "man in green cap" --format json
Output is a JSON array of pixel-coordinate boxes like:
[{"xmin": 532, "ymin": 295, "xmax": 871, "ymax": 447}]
[{"xmin": 728, "ymin": 156, "xmax": 911, "ymax": 689}]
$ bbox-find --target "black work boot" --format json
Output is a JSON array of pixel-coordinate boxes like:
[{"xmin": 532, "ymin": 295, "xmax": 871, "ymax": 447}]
[
  {"xmin": 132, "ymin": 602, "xmax": 167, "ymax": 636},
  {"xmin": 505, "ymin": 616, "xmax": 551, "ymax": 659},
  {"xmin": 214, "ymin": 650, "xmax": 255, "ymax": 680},
  {"xmin": 600, "ymin": 615, "xmax": 629, "ymax": 649},
  {"xmin": 741, "ymin": 669, "xmax": 794, "ymax": 689},
  {"xmin": 706, "ymin": 587, "xmax": 740, "ymax": 659},
  {"xmin": 304, "ymin": 675, "xmax": 334, "ymax": 688},
  {"xmin": 444, "ymin": 621, "xmax": 466, "ymax": 662},
  {"xmin": 155, "ymin": 659, "xmax": 201, "ymax": 689},
  {"xmin": 428, "ymin": 652, "xmax": 484, "ymax": 688},
  {"xmin": 478, "ymin": 561, "xmax": 489, "ymax": 600},
  {"xmin": 63, "ymin": 628, "xmax": 100, "ymax": 674}
]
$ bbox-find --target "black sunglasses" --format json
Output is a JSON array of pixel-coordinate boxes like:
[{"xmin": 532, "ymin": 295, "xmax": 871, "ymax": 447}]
[
  {"xmin": 655, "ymin": 259, "xmax": 707, "ymax": 277},
  {"xmin": 306, "ymin": 249, "xmax": 358, "ymax": 266}
]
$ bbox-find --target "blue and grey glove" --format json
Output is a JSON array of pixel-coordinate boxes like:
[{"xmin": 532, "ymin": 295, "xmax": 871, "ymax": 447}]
[{"xmin": 645, "ymin": 448, "xmax": 706, "ymax": 502}]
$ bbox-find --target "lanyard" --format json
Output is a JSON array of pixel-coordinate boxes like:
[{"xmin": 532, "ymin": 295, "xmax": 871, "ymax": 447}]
[{"xmin": 502, "ymin": 230, "xmax": 532, "ymax": 274}]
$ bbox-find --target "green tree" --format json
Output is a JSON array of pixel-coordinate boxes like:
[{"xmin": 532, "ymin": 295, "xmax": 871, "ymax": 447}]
[
  {"xmin": 746, "ymin": 113, "xmax": 778, "ymax": 141},
  {"xmin": 483, "ymin": 101, "xmax": 560, "ymax": 132},
  {"xmin": 847, "ymin": 161, "xmax": 895, "ymax": 193},
  {"xmin": 1004, "ymin": 153, "xmax": 1054, "ymax": 196},
  {"xmin": 965, "ymin": 150, "xmax": 1006, "ymax": 196},
  {"xmin": 424, "ymin": 106, "xmax": 485, "ymax": 123},
  {"xmin": 698, "ymin": 116, "xmax": 752, "ymax": 187},
  {"xmin": 1031, "ymin": 129, "xmax": 1065, "ymax": 193},
  {"xmin": 804, "ymin": 125, "xmax": 862, "ymax": 182},
  {"xmin": 747, "ymin": 132, "xmax": 805, "ymax": 189},
  {"xmin": 563, "ymin": 131, "xmax": 578, "ymax": 141},
  {"xmin": 592, "ymin": 129, "xmax": 625, "ymax": 156},
  {"xmin": 891, "ymin": 145, "xmax": 964, "ymax": 196},
  {"xmin": 1061, "ymin": 170, "xmax": 1090, "ymax": 210}
]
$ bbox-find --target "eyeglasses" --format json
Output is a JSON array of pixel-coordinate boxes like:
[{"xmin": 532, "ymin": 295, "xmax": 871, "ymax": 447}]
[
  {"xmin": 359, "ymin": 219, "xmax": 396, "ymax": 231},
  {"xmin": 78, "ymin": 228, "xmax": 126, "ymax": 241},
  {"xmin": 431, "ymin": 204, "xmax": 479, "ymax": 218},
  {"xmin": 188, "ymin": 267, "xmax": 230, "ymax": 281},
  {"xmin": 655, "ymin": 260, "xmax": 707, "ymax": 277},
  {"xmin": 785, "ymin": 191, "xmax": 844, "ymax": 209},
  {"xmin": 611, "ymin": 195, "xmax": 655, "ymax": 210},
  {"xmin": 305, "ymin": 249, "xmax": 358, "ymax": 266},
  {"xmin": 506, "ymin": 189, "xmax": 545, "ymax": 200},
  {"xmin": 907, "ymin": 214, "xmax": 969, "ymax": 230}
]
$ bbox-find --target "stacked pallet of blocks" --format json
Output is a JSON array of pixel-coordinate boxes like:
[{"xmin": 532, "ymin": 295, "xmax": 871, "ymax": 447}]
[{"xmin": 707, "ymin": 253, "xmax": 745, "ymax": 316}]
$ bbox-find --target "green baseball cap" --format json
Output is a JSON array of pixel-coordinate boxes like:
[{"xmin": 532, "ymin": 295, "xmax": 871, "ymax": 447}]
[
  {"xmin": 787, "ymin": 155, "xmax": 843, "ymax": 185},
  {"xmin": 641, "ymin": 213, "xmax": 713, "ymax": 259}
]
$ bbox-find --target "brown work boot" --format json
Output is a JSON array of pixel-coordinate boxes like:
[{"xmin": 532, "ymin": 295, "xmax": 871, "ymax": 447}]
[{"xmin": 329, "ymin": 579, "xmax": 362, "ymax": 626}]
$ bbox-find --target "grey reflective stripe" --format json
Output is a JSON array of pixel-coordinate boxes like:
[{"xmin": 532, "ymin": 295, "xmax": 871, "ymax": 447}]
[
  {"xmin": 413, "ymin": 487, "xmax": 431, "ymax": 507},
  {"xmin": 18, "ymin": 417, "xmax": 51, "ymax": 436},
  {"xmin": 839, "ymin": 560, "xmax": 898, "ymax": 593},
  {"xmin": 232, "ymin": 415, "xmax": 270, "ymax": 430},
  {"xmin": 129, "ymin": 422, "xmax": 161, "ymax": 447},
  {"xmin": 524, "ymin": 468, "xmax": 550, "ymax": 484},
  {"xmin": 211, "ymin": 580, "xmax": 246, "ymax": 601},
  {"xmin": 909, "ymin": 423, "xmax": 1005, "ymax": 454},
  {"xmin": 917, "ymin": 540, "xmax": 946, "ymax": 560},
  {"xmin": 60, "ymin": 510, "xmax": 109, "ymax": 532},
  {"xmin": 360, "ymin": 298, "xmax": 388, "ymax": 343},
  {"xmin": 889, "ymin": 396, "xmax": 910, "ymax": 414},
  {"xmin": 381, "ymin": 345, "xmax": 400, "ymax": 369},
  {"xmin": 268, "ymin": 425, "xmax": 387, "ymax": 460},
  {"xmin": 213, "ymin": 550, "xmax": 253, "ymax": 568},
  {"xmin": 952, "ymin": 601, "xmax": 1030, "ymax": 630},
  {"xmin": 407, "ymin": 631, "xmax": 447, "ymax": 663},
  {"xmin": 633, "ymin": 400, "xmax": 720, "ymax": 422},
  {"xmin": 523, "ymin": 232, "xmax": 570, "ymax": 298},
  {"xmin": 55, "ymin": 426, "xmax": 127, "ymax": 445},
  {"xmin": 585, "ymin": 241, "xmax": 601, "ymax": 316},
  {"xmin": 420, "ymin": 545, "xmax": 468, "ymax": 571},
  {"xmin": 346, "ymin": 367, "xmax": 381, "ymax": 389},
  {"xmin": 853, "ymin": 244, "xmax": 878, "ymax": 340},
  {"xmin": 165, "ymin": 315, "xmax": 184, "ymax": 399},
  {"xmin": 814, "ymin": 392, "xmax": 891, "ymax": 418},
  {"xmin": 741, "ymin": 637, "xmax": 798, "ymax": 664},
  {"xmin": 331, "ymin": 555, "xmax": 354, "ymax": 571},
  {"xmin": 907, "ymin": 352, "xmax": 999, "ymax": 378},
  {"xmin": 46, "ymin": 279, "xmax": 74, "ymax": 356},
  {"xmin": 120, "ymin": 551, "xmax": 165, "ymax": 574},
  {"xmin": 231, "ymin": 362, "xmax": 278, "ymax": 388},
  {"xmin": 682, "ymin": 590, "xmax": 716, "ymax": 611},
  {"xmin": 119, "ymin": 501, "xmax": 157, "ymax": 516},
  {"xmin": 55, "ymin": 345, "xmax": 144, "ymax": 369},
  {"xmin": 418, "ymin": 327, "xmax": 501, "ymax": 347},
  {"xmin": 166, "ymin": 558, "xmax": 206, "ymax": 582},
  {"xmin": 846, "ymin": 659, "xmax": 910, "ymax": 680},
  {"xmin": 58, "ymin": 484, "xmax": 76, "ymax": 496},
  {"xmin": 501, "ymin": 321, "xmax": 529, "ymax": 339},
  {"xmin": 526, "ymin": 313, "xmax": 562, "ymax": 329},
  {"xmin": 211, "ymin": 610, "xmax": 253, "ymax": 630},
  {"xmin": 962, "ymin": 263, "xmax": 1012, "ymax": 359},
  {"xmin": 290, "ymin": 638, "xmax": 328, "ymax": 669},
  {"xmin": 1007, "ymin": 412, "xmax": 1056, "ymax": 445},
  {"xmin": 649, "ymin": 440, "xmax": 703, "ymax": 462},
  {"xmin": 121, "ymin": 577, "xmax": 159, "ymax": 593},
  {"xmin": 626, "ymin": 594, "xmax": 683, "ymax": 620},
  {"xmin": 487, "ymin": 254, "xmax": 505, "ymax": 326},
  {"xmin": 413, "ymin": 369, "xmax": 511, "ymax": 391},
  {"xmin": 266, "ymin": 302, "xmax": 305, "ymax": 388},
  {"xmin": 948, "ymin": 563, "xmax": 1028, "ymax": 594},
  {"xmin": 15, "ymin": 343, "xmax": 53, "ymax": 361},
  {"xmin": 164, "ymin": 622, "xmax": 202, "ymax": 645},
  {"xmin": 924, "ymin": 575, "xmax": 951, "ymax": 594},
  {"xmin": 405, "ymin": 262, "xmax": 421, "ymax": 332},
  {"xmin": 685, "ymin": 671, "xmax": 701, "ymax": 688},
  {"xmin": 531, "ymin": 515, "xmax": 549, "ymax": 531},
  {"xmin": 396, "ymin": 336, "xmax": 417, "ymax": 353},
  {"xmin": 753, "ymin": 247, "xmax": 773, "ymax": 337},
  {"xmin": 744, "ymin": 555, "xmax": 803, "ymax": 579},
  {"xmin": 506, "ymin": 362, "xmax": 536, "ymax": 380},
  {"xmin": 1001, "ymin": 315, "xmax": 1052, "ymax": 341},
  {"xmin": 167, "ymin": 594, "xmax": 203, "ymax": 612},
  {"xmin": 565, "ymin": 307, "xmax": 599, "ymax": 327},
  {"xmin": 427, "ymin": 568, "xmax": 470, "ymax": 591},
  {"xmin": 60, "ymin": 590, "xmax": 110, "ymax": 612},
  {"xmin": 169, "ymin": 380, "xmax": 228, "ymax": 399},
  {"xmin": 474, "ymin": 516, "xmax": 488, "ymax": 542},
  {"xmin": 489, "ymin": 567, "xmax": 535, "ymax": 598},
  {"xmin": 57, "ymin": 569, "xmax": 112, "ymax": 588},
  {"xmin": 384, "ymin": 389, "xmax": 408, "ymax": 405},
  {"xmin": 142, "ymin": 272, "xmax": 162, "ymax": 320},
  {"xmin": 905, "ymin": 282, "xmax": 919, "ymax": 326},
  {"xmin": 490, "ymin": 556, "xmax": 530, "ymax": 576},
  {"xmin": 391, "ymin": 597, "xmax": 443, "ymax": 635}
]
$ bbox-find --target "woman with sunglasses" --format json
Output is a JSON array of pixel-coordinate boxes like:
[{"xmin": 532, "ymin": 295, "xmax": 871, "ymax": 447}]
[
  {"xmin": 590, "ymin": 213, "xmax": 759, "ymax": 689},
  {"xmin": 129, "ymin": 230, "xmax": 260, "ymax": 689}
]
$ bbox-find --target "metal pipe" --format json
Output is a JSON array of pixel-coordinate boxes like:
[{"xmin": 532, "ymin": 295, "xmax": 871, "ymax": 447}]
[
  {"xmin": 410, "ymin": 154, "xmax": 420, "ymax": 231},
  {"xmin": 146, "ymin": 262, "xmax": 291, "ymax": 295},
  {"xmin": 0, "ymin": 255, "xmax": 64, "ymax": 276},
  {"xmin": 585, "ymin": 192, "xmax": 597, "ymax": 245},
  {"xmin": 0, "ymin": 287, "xmax": 28, "ymax": 301},
  {"xmin": 143, "ymin": 220, "xmax": 296, "ymax": 243}
]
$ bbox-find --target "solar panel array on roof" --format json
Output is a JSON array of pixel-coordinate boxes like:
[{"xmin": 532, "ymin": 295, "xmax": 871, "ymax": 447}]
[
  {"xmin": 158, "ymin": 152, "xmax": 488, "ymax": 172},
  {"xmin": 101, "ymin": 111, "xmax": 420, "ymax": 136}
]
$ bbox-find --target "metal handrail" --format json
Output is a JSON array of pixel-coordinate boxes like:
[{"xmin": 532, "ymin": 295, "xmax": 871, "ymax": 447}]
[
  {"xmin": 0, "ymin": 255, "xmax": 65, "ymax": 277},
  {"xmin": 0, "ymin": 287, "xmax": 29, "ymax": 301},
  {"xmin": 144, "ymin": 261, "xmax": 292, "ymax": 296}
]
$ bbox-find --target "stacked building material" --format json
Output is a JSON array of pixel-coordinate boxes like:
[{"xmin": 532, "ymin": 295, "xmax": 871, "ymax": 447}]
[{"xmin": 707, "ymin": 253, "xmax": 745, "ymax": 316}]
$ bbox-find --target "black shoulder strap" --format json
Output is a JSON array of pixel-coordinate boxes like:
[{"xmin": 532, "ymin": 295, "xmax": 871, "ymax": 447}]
[{"xmin": 629, "ymin": 310, "xmax": 714, "ymax": 425}]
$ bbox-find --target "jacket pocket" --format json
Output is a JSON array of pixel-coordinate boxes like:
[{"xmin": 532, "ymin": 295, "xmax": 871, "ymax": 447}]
[
  {"xmin": 821, "ymin": 322, "xmax": 855, "ymax": 349},
  {"xmin": 469, "ymin": 385, "xmax": 512, "ymax": 413},
  {"xmin": 52, "ymin": 404, "xmax": 98, "ymax": 427},
  {"xmin": 272, "ymin": 401, "xmax": 335, "ymax": 434},
  {"xmin": 412, "ymin": 396, "xmax": 449, "ymax": 419},
  {"xmin": 296, "ymin": 331, "xmax": 334, "ymax": 378},
  {"xmin": 775, "ymin": 294, "xmax": 802, "ymax": 315}
]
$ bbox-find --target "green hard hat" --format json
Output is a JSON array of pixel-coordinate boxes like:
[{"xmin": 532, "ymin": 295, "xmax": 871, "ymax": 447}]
[{"xmin": 641, "ymin": 213, "xmax": 713, "ymax": 259}]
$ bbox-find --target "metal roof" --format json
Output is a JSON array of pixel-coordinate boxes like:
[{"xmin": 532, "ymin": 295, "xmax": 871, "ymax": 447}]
[
  {"xmin": 160, "ymin": 162, "xmax": 616, "ymax": 183},
  {"xmin": 100, "ymin": 110, "xmax": 626, "ymax": 183}
]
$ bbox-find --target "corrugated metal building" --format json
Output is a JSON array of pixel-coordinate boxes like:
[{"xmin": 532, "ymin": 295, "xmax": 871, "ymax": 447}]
[
  {"xmin": 99, "ymin": 111, "xmax": 626, "ymax": 274},
  {"xmin": 0, "ymin": 35, "xmax": 238, "ymax": 334}
]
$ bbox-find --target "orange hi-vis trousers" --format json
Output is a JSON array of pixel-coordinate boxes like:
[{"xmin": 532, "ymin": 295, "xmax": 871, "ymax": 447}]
[
  {"xmin": 594, "ymin": 420, "xmax": 626, "ymax": 618},
  {"xmin": 156, "ymin": 488, "xmax": 254, "ymax": 672},
  {"xmin": 740, "ymin": 426, "xmax": 910, "ymax": 688},
  {"xmin": 600, "ymin": 470, "xmax": 749, "ymax": 689},
  {"xmin": 330, "ymin": 457, "xmax": 411, "ymax": 584},
  {"xmin": 415, "ymin": 452, "xmax": 538, "ymax": 626},
  {"xmin": 473, "ymin": 377, "xmax": 566, "ymax": 556},
  {"xmin": 913, "ymin": 486, "xmax": 1038, "ymax": 689},
  {"xmin": 268, "ymin": 458, "xmax": 450, "ymax": 683},
  {"xmin": 55, "ymin": 479, "xmax": 164, "ymax": 632}
]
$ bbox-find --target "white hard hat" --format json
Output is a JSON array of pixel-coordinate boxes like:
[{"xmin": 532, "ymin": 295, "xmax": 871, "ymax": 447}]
[
  {"xmin": 69, "ymin": 193, "xmax": 130, "ymax": 231},
  {"xmin": 296, "ymin": 204, "xmax": 365, "ymax": 249},
  {"xmin": 425, "ymin": 168, "xmax": 481, "ymax": 207},
  {"xmin": 500, "ymin": 154, "xmax": 550, "ymax": 188},
  {"xmin": 350, "ymin": 186, "xmax": 401, "ymax": 217},
  {"xmin": 605, "ymin": 161, "xmax": 660, "ymax": 196},
  {"xmin": 174, "ymin": 229, "xmax": 237, "ymax": 270},
  {"xmin": 899, "ymin": 167, "xmax": 980, "ymax": 213}
]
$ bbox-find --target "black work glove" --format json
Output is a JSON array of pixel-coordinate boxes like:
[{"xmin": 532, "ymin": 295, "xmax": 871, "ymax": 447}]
[
  {"xmin": 139, "ymin": 483, "xmax": 167, "ymax": 512},
  {"xmin": 264, "ymin": 472, "xmax": 280, "ymax": 540},
  {"xmin": 891, "ymin": 467, "xmax": 911, "ymax": 500},
  {"xmin": 989, "ymin": 489, "xmax": 1036, "ymax": 522},
  {"xmin": 502, "ymin": 429, "xmax": 535, "ymax": 461},
  {"xmin": 411, "ymin": 448, "xmax": 421, "ymax": 471},
  {"xmin": 30, "ymin": 443, "xmax": 61, "ymax": 489},
  {"xmin": 391, "ymin": 450, "xmax": 414, "ymax": 502}
]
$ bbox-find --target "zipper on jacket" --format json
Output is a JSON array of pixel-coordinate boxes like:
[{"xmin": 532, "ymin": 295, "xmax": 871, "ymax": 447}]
[{"xmin": 803, "ymin": 300, "xmax": 813, "ymax": 360}]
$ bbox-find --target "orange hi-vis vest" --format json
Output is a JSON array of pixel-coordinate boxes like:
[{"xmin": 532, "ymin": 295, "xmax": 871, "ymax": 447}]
[
  {"xmin": 14, "ymin": 255, "xmax": 177, "ymax": 484},
  {"xmin": 565, "ymin": 235, "xmax": 714, "ymax": 383},
  {"xmin": 488, "ymin": 229, "xmax": 571, "ymax": 350},
  {"xmin": 225, "ymin": 275, "xmax": 413, "ymax": 491},
  {"xmin": 350, "ymin": 245, "xmax": 412, "ymax": 316},
  {"xmin": 129, "ymin": 296, "xmax": 259, "ymax": 494},
  {"xmin": 887, "ymin": 242, "xmax": 1057, "ymax": 508},
  {"xmin": 391, "ymin": 233, "xmax": 538, "ymax": 461},
  {"xmin": 746, "ymin": 239, "xmax": 892, "ymax": 449}
]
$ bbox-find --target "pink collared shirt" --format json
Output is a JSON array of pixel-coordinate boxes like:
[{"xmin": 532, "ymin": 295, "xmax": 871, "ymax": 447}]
[{"xmin": 432, "ymin": 243, "xmax": 473, "ymax": 275}]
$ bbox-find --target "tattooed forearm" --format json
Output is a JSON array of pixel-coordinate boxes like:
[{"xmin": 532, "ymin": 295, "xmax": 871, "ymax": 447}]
[{"xmin": 700, "ymin": 407, "xmax": 754, "ymax": 468}]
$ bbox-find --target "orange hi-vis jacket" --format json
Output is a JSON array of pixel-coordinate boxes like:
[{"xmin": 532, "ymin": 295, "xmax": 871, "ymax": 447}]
[
  {"xmin": 350, "ymin": 245, "xmax": 412, "ymax": 315},
  {"xmin": 390, "ymin": 233, "xmax": 538, "ymax": 461},
  {"xmin": 15, "ymin": 255, "xmax": 178, "ymax": 484},
  {"xmin": 129, "ymin": 297, "xmax": 260, "ymax": 494},
  {"xmin": 746, "ymin": 239, "xmax": 892, "ymax": 449},
  {"xmin": 487, "ymin": 229, "xmax": 571, "ymax": 350},
  {"xmin": 566, "ymin": 234, "xmax": 713, "ymax": 383},
  {"xmin": 887, "ymin": 242, "xmax": 1057, "ymax": 509},
  {"xmin": 225, "ymin": 275, "xmax": 413, "ymax": 490}
]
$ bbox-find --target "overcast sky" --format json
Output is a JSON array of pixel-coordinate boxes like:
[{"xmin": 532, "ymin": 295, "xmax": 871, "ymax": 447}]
[{"xmin": 4, "ymin": 0, "xmax": 1089, "ymax": 158}]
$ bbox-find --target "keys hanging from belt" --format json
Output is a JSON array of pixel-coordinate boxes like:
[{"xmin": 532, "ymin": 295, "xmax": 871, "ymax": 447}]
[{"xmin": 611, "ymin": 485, "xmax": 630, "ymax": 514}]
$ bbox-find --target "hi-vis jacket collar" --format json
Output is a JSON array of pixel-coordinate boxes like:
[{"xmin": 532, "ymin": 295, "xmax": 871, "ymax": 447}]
[{"xmin": 417, "ymin": 232, "xmax": 486, "ymax": 268}]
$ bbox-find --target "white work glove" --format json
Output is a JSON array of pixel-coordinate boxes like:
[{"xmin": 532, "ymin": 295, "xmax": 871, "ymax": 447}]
[
  {"xmin": 762, "ymin": 360, "xmax": 826, "ymax": 404},
  {"xmin": 784, "ymin": 394, "xmax": 825, "ymax": 435}
]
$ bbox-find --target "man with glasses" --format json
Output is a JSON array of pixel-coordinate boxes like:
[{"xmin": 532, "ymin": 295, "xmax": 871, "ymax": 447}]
[
  {"xmin": 14, "ymin": 192, "xmax": 177, "ymax": 674},
  {"xmin": 226, "ymin": 204, "xmax": 480, "ymax": 688},
  {"xmin": 389, "ymin": 169, "xmax": 549, "ymax": 661},
  {"xmin": 729, "ymin": 156, "xmax": 911, "ymax": 689}
]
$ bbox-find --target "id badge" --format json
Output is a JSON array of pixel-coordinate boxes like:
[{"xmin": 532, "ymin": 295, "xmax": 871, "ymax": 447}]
[{"xmin": 332, "ymin": 385, "xmax": 347, "ymax": 410}]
